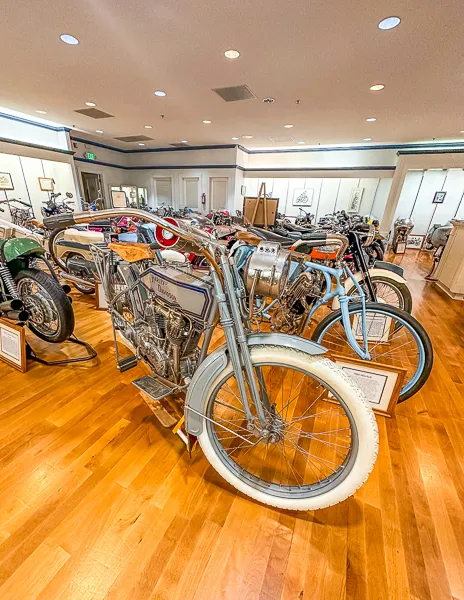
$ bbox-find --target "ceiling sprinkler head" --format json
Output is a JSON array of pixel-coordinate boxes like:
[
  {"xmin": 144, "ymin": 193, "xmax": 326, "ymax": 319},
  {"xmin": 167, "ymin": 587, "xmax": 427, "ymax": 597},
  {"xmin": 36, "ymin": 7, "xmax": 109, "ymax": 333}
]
[
  {"xmin": 262, "ymin": 97, "xmax": 275, "ymax": 103},
  {"xmin": 296, "ymin": 99, "xmax": 301, "ymax": 105}
]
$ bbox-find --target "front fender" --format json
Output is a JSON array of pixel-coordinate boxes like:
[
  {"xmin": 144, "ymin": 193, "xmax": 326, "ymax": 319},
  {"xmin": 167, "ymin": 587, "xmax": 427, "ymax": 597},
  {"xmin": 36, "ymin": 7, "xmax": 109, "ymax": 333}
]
[
  {"xmin": 184, "ymin": 332, "xmax": 327, "ymax": 436},
  {"xmin": 2, "ymin": 238, "xmax": 44, "ymax": 262},
  {"xmin": 332, "ymin": 267, "xmax": 407, "ymax": 310}
]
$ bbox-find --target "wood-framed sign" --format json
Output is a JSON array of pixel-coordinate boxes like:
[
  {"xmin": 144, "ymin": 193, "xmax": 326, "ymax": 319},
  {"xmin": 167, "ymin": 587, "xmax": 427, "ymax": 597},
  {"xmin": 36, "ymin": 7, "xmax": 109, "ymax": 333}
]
[
  {"xmin": 0, "ymin": 318, "xmax": 27, "ymax": 372},
  {"xmin": 332, "ymin": 354, "xmax": 406, "ymax": 417},
  {"xmin": 406, "ymin": 234, "xmax": 425, "ymax": 249},
  {"xmin": 0, "ymin": 172, "xmax": 14, "ymax": 190},
  {"xmin": 38, "ymin": 177, "xmax": 55, "ymax": 192}
]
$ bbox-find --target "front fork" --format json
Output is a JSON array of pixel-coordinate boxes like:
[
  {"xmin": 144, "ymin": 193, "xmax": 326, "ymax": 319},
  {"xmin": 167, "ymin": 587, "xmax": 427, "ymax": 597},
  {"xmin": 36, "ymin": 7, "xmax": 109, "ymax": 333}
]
[
  {"xmin": 210, "ymin": 260, "xmax": 269, "ymax": 431},
  {"xmin": 340, "ymin": 267, "xmax": 371, "ymax": 360}
]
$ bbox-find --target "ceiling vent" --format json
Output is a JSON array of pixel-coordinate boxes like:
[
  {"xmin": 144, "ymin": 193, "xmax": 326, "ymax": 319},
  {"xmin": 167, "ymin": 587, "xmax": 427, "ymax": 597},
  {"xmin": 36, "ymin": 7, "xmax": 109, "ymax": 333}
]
[
  {"xmin": 74, "ymin": 108, "xmax": 114, "ymax": 119},
  {"xmin": 114, "ymin": 135, "xmax": 154, "ymax": 143},
  {"xmin": 170, "ymin": 142, "xmax": 190, "ymax": 147},
  {"xmin": 213, "ymin": 85, "xmax": 256, "ymax": 102},
  {"xmin": 269, "ymin": 136, "xmax": 295, "ymax": 143}
]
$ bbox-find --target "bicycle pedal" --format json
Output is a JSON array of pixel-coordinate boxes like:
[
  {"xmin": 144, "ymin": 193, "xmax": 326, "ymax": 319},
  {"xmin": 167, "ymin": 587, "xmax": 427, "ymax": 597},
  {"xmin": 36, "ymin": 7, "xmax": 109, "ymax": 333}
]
[{"xmin": 117, "ymin": 355, "xmax": 138, "ymax": 372}]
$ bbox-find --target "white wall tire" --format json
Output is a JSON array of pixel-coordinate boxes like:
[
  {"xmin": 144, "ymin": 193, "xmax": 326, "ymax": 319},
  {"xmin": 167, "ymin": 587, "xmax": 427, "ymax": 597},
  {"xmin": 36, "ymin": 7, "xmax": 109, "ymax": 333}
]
[{"xmin": 198, "ymin": 346, "xmax": 378, "ymax": 511}]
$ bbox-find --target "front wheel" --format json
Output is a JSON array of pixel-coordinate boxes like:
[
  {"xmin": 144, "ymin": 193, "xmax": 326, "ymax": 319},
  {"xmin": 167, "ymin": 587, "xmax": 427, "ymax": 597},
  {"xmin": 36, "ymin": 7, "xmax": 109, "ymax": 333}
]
[
  {"xmin": 15, "ymin": 269, "xmax": 74, "ymax": 343},
  {"xmin": 198, "ymin": 346, "xmax": 378, "ymax": 511},
  {"xmin": 311, "ymin": 302, "xmax": 433, "ymax": 402},
  {"xmin": 346, "ymin": 275, "xmax": 413, "ymax": 313}
]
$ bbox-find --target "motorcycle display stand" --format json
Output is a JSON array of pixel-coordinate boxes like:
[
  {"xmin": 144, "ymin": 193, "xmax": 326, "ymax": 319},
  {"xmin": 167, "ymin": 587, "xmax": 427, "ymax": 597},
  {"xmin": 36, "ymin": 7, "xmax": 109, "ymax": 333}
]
[{"xmin": 25, "ymin": 333, "xmax": 97, "ymax": 366}]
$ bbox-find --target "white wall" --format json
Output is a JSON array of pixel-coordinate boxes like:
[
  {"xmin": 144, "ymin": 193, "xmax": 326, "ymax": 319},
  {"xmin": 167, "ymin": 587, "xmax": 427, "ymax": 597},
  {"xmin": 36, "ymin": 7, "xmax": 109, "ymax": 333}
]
[
  {"xmin": 0, "ymin": 113, "xmax": 69, "ymax": 151},
  {"xmin": 0, "ymin": 152, "xmax": 76, "ymax": 222},
  {"xmin": 242, "ymin": 176, "xmax": 393, "ymax": 221},
  {"xmin": 391, "ymin": 168, "xmax": 464, "ymax": 235}
]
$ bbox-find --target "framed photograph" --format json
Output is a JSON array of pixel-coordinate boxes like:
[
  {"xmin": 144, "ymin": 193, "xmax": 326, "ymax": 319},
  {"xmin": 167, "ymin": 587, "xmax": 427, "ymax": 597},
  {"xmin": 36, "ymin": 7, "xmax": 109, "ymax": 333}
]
[
  {"xmin": 348, "ymin": 187, "xmax": 364, "ymax": 213},
  {"xmin": 406, "ymin": 234, "xmax": 424, "ymax": 249},
  {"xmin": 332, "ymin": 355, "xmax": 406, "ymax": 416},
  {"xmin": 433, "ymin": 191, "xmax": 446, "ymax": 204},
  {"xmin": 293, "ymin": 188, "xmax": 313, "ymax": 206},
  {"xmin": 0, "ymin": 172, "xmax": 14, "ymax": 190},
  {"xmin": 0, "ymin": 318, "xmax": 27, "ymax": 372},
  {"xmin": 111, "ymin": 190, "xmax": 127, "ymax": 208},
  {"xmin": 38, "ymin": 177, "xmax": 55, "ymax": 192}
]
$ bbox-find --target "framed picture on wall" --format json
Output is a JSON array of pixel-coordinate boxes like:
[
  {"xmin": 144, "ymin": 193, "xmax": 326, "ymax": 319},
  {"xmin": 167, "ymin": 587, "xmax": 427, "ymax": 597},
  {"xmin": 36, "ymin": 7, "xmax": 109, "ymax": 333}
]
[
  {"xmin": 348, "ymin": 187, "xmax": 364, "ymax": 213},
  {"xmin": 293, "ymin": 188, "xmax": 313, "ymax": 206},
  {"xmin": 406, "ymin": 234, "xmax": 425, "ymax": 249},
  {"xmin": 111, "ymin": 190, "xmax": 127, "ymax": 208},
  {"xmin": 0, "ymin": 172, "xmax": 14, "ymax": 190},
  {"xmin": 433, "ymin": 191, "xmax": 446, "ymax": 204},
  {"xmin": 38, "ymin": 177, "xmax": 55, "ymax": 192}
]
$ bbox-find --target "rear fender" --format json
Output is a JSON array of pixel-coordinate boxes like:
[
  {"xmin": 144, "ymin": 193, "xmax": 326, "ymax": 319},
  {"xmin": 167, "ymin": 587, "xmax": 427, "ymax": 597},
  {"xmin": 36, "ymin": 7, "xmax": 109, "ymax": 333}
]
[
  {"xmin": 184, "ymin": 332, "xmax": 327, "ymax": 436},
  {"xmin": 332, "ymin": 267, "xmax": 407, "ymax": 310}
]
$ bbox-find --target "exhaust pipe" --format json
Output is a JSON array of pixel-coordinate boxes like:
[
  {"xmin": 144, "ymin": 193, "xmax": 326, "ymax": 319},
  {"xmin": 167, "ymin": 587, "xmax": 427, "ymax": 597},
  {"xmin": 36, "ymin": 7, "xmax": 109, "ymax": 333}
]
[
  {"xmin": 3, "ymin": 310, "xmax": 29, "ymax": 322},
  {"xmin": 59, "ymin": 271, "xmax": 95, "ymax": 287},
  {"xmin": 0, "ymin": 298, "xmax": 23, "ymax": 312}
]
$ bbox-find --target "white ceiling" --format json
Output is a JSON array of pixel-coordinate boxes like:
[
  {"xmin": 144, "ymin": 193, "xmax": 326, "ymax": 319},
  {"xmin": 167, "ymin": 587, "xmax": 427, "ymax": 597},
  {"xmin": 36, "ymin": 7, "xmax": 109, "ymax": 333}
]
[{"xmin": 1, "ymin": 0, "xmax": 464, "ymax": 149}]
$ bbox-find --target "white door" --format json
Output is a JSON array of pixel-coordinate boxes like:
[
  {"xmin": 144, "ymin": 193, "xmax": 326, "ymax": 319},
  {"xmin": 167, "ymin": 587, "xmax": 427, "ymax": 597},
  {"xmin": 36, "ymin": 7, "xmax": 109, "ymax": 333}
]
[
  {"xmin": 210, "ymin": 177, "xmax": 228, "ymax": 211},
  {"xmin": 154, "ymin": 178, "xmax": 173, "ymax": 207},
  {"xmin": 183, "ymin": 177, "xmax": 200, "ymax": 209}
]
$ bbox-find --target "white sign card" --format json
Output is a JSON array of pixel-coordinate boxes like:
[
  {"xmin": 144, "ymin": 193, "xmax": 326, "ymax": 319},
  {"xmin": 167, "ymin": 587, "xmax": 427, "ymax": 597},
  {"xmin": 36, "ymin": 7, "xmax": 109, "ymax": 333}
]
[
  {"xmin": 0, "ymin": 319, "xmax": 26, "ymax": 372},
  {"xmin": 332, "ymin": 355, "xmax": 406, "ymax": 416}
]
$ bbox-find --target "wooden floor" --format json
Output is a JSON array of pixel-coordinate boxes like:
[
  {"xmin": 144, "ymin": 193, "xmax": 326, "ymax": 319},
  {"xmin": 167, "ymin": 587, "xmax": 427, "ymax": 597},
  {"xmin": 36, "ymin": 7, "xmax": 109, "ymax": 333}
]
[{"xmin": 1, "ymin": 251, "xmax": 464, "ymax": 600}]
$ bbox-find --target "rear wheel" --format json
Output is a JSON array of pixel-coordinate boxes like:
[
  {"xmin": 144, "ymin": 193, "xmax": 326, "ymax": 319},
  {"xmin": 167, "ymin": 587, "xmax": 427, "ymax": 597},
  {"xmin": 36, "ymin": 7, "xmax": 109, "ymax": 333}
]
[
  {"xmin": 311, "ymin": 302, "xmax": 433, "ymax": 402},
  {"xmin": 346, "ymin": 275, "xmax": 413, "ymax": 313},
  {"xmin": 15, "ymin": 269, "xmax": 74, "ymax": 343},
  {"xmin": 198, "ymin": 346, "xmax": 378, "ymax": 510}
]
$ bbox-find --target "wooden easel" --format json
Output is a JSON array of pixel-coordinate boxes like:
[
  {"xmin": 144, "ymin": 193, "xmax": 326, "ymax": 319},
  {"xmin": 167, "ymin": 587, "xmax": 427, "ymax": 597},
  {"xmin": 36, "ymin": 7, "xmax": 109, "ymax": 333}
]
[{"xmin": 250, "ymin": 183, "xmax": 269, "ymax": 228}]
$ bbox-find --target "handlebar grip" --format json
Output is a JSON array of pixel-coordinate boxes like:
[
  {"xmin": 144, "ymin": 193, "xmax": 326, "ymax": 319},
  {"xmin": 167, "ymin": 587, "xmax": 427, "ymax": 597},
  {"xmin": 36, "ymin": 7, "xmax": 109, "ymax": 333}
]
[{"xmin": 43, "ymin": 213, "xmax": 77, "ymax": 230}]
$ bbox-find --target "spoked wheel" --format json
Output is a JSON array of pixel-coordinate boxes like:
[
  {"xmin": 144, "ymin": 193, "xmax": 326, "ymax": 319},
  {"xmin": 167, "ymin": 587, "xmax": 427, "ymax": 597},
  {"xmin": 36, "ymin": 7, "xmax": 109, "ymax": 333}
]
[
  {"xmin": 198, "ymin": 346, "xmax": 378, "ymax": 510},
  {"xmin": 346, "ymin": 276, "xmax": 413, "ymax": 313},
  {"xmin": 311, "ymin": 302, "xmax": 433, "ymax": 402},
  {"xmin": 15, "ymin": 269, "xmax": 74, "ymax": 343}
]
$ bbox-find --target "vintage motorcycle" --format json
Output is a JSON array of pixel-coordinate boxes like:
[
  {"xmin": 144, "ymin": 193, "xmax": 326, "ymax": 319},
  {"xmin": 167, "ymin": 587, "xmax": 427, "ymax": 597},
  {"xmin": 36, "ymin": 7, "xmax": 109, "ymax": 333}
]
[
  {"xmin": 43, "ymin": 208, "xmax": 378, "ymax": 511},
  {"xmin": 0, "ymin": 220, "xmax": 74, "ymax": 343}
]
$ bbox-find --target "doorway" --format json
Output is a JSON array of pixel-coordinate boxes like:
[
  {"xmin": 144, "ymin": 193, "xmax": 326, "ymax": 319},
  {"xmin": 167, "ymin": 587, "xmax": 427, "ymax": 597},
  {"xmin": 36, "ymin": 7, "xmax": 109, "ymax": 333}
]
[
  {"xmin": 81, "ymin": 172, "xmax": 105, "ymax": 209},
  {"xmin": 209, "ymin": 177, "xmax": 228, "ymax": 211},
  {"xmin": 154, "ymin": 178, "xmax": 173, "ymax": 207},
  {"xmin": 183, "ymin": 177, "xmax": 200, "ymax": 210}
]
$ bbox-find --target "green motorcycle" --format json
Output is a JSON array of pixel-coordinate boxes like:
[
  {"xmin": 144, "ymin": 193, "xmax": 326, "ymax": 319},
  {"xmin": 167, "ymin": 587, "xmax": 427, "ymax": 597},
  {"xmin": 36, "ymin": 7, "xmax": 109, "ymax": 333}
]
[{"xmin": 0, "ymin": 236, "xmax": 74, "ymax": 343}]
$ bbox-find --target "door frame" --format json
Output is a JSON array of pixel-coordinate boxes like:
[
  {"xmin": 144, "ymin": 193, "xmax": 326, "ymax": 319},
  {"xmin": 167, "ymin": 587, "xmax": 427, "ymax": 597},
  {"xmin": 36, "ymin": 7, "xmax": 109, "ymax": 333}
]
[
  {"xmin": 182, "ymin": 176, "xmax": 200, "ymax": 211},
  {"xmin": 153, "ymin": 176, "xmax": 174, "ymax": 207},
  {"xmin": 209, "ymin": 177, "xmax": 229, "ymax": 212}
]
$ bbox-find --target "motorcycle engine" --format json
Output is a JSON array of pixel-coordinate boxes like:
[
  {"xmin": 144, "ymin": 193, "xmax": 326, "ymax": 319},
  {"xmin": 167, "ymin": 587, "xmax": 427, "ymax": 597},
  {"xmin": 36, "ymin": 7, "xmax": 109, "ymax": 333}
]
[
  {"xmin": 118, "ymin": 262, "xmax": 216, "ymax": 380},
  {"xmin": 271, "ymin": 270, "xmax": 323, "ymax": 333}
]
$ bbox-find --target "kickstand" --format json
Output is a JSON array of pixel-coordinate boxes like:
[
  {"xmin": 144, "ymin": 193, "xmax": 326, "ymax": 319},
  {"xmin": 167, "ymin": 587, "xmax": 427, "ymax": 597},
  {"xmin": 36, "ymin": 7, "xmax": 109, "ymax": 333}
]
[{"xmin": 26, "ymin": 334, "xmax": 98, "ymax": 366}]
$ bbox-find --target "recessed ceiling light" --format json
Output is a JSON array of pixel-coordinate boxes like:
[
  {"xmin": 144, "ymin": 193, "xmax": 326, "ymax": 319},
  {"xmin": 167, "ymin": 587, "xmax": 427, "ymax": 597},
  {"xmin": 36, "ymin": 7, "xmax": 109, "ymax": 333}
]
[
  {"xmin": 85, "ymin": 102, "xmax": 97, "ymax": 107},
  {"xmin": 60, "ymin": 34, "xmax": 79, "ymax": 45},
  {"xmin": 36, "ymin": 110, "xmax": 47, "ymax": 115},
  {"xmin": 378, "ymin": 16, "xmax": 401, "ymax": 30},
  {"xmin": 224, "ymin": 49, "xmax": 240, "ymax": 59},
  {"xmin": 242, "ymin": 135, "xmax": 253, "ymax": 139},
  {"xmin": 363, "ymin": 137, "xmax": 372, "ymax": 141},
  {"xmin": 139, "ymin": 143, "xmax": 145, "ymax": 146},
  {"xmin": 154, "ymin": 90, "xmax": 166, "ymax": 97},
  {"xmin": 144, "ymin": 125, "xmax": 152, "ymax": 129},
  {"xmin": 460, "ymin": 130, "xmax": 464, "ymax": 133},
  {"xmin": 96, "ymin": 130, "xmax": 104, "ymax": 134},
  {"xmin": 366, "ymin": 117, "xmax": 377, "ymax": 122},
  {"xmin": 284, "ymin": 124, "xmax": 294, "ymax": 128},
  {"xmin": 297, "ymin": 141, "xmax": 305, "ymax": 144},
  {"xmin": 231, "ymin": 137, "xmax": 239, "ymax": 140},
  {"xmin": 181, "ymin": 140, "xmax": 188, "ymax": 143},
  {"xmin": 203, "ymin": 120, "xmax": 212, "ymax": 124},
  {"xmin": 370, "ymin": 84, "xmax": 385, "ymax": 91}
]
